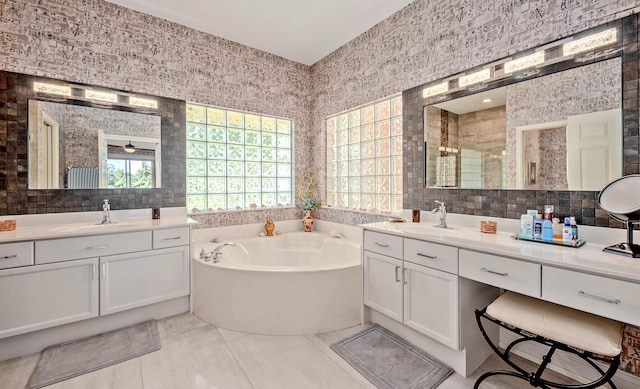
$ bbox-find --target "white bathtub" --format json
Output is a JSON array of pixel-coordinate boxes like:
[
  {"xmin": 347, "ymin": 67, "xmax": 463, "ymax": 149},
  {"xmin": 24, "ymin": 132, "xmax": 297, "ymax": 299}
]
[{"xmin": 193, "ymin": 231, "xmax": 363, "ymax": 335}]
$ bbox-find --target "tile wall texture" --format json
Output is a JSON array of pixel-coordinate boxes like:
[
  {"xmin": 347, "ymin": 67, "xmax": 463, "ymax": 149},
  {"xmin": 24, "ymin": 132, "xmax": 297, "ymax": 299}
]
[
  {"xmin": 0, "ymin": 0, "xmax": 311, "ymax": 217},
  {"xmin": 311, "ymin": 0, "xmax": 640, "ymax": 227},
  {"xmin": 0, "ymin": 70, "xmax": 185, "ymax": 214}
]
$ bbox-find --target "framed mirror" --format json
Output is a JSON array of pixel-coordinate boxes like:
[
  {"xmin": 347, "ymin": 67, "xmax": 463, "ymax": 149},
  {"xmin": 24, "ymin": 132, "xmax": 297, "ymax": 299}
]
[
  {"xmin": 424, "ymin": 57, "xmax": 621, "ymax": 191},
  {"xmin": 417, "ymin": 21, "xmax": 627, "ymax": 192},
  {"xmin": 28, "ymin": 100, "xmax": 162, "ymax": 189}
]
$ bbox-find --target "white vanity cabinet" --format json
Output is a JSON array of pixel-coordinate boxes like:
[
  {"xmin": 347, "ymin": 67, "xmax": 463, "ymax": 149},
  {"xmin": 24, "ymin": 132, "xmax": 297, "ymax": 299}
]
[
  {"xmin": 403, "ymin": 261, "xmax": 459, "ymax": 348},
  {"xmin": 363, "ymin": 231, "xmax": 461, "ymax": 349},
  {"xmin": 363, "ymin": 250, "xmax": 404, "ymax": 321},
  {"xmin": 0, "ymin": 225, "xmax": 191, "ymax": 341},
  {"xmin": 0, "ymin": 258, "xmax": 99, "ymax": 338},
  {"xmin": 100, "ymin": 246, "xmax": 189, "ymax": 315}
]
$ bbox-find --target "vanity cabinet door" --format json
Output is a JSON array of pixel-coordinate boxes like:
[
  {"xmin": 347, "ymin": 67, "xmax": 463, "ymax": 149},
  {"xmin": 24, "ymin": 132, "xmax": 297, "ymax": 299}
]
[
  {"xmin": 404, "ymin": 261, "xmax": 459, "ymax": 349},
  {"xmin": 0, "ymin": 258, "xmax": 99, "ymax": 339},
  {"xmin": 99, "ymin": 247, "xmax": 189, "ymax": 315},
  {"xmin": 364, "ymin": 250, "xmax": 404, "ymax": 322}
]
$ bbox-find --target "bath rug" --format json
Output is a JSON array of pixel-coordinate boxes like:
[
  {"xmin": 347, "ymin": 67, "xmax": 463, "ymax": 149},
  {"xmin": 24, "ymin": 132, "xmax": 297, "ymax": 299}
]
[
  {"xmin": 331, "ymin": 324, "xmax": 453, "ymax": 389},
  {"xmin": 27, "ymin": 320, "xmax": 160, "ymax": 388}
]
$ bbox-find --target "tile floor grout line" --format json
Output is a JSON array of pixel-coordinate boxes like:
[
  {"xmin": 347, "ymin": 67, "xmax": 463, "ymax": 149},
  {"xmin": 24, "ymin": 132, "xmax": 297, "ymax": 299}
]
[
  {"xmin": 138, "ymin": 356, "xmax": 145, "ymax": 389},
  {"xmin": 215, "ymin": 326, "xmax": 257, "ymax": 389}
]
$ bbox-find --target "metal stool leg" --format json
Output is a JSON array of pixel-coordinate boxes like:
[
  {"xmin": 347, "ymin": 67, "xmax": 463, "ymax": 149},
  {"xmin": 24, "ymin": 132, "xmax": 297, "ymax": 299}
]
[{"xmin": 475, "ymin": 308, "xmax": 621, "ymax": 389}]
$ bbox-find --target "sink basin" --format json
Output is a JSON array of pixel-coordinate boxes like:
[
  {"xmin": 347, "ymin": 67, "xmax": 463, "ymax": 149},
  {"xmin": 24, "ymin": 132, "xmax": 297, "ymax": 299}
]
[
  {"xmin": 49, "ymin": 222, "xmax": 133, "ymax": 233},
  {"xmin": 394, "ymin": 224, "xmax": 458, "ymax": 236}
]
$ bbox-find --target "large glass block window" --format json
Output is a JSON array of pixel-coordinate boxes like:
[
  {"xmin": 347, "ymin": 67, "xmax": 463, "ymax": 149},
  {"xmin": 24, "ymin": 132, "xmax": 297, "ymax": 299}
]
[
  {"xmin": 186, "ymin": 104, "xmax": 293, "ymax": 211},
  {"xmin": 326, "ymin": 95, "xmax": 403, "ymax": 214}
]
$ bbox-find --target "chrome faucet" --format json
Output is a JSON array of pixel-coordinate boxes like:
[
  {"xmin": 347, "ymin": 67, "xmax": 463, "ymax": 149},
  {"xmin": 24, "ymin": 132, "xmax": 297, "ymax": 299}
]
[
  {"xmin": 432, "ymin": 200, "xmax": 447, "ymax": 228},
  {"xmin": 101, "ymin": 199, "xmax": 112, "ymax": 224},
  {"xmin": 201, "ymin": 242, "xmax": 236, "ymax": 263}
]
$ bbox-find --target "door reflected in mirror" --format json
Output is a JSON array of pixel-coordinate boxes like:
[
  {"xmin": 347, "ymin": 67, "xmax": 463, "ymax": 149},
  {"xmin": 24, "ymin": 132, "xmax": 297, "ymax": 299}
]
[
  {"xmin": 28, "ymin": 100, "xmax": 162, "ymax": 189},
  {"xmin": 424, "ymin": 57, "xmax": 621, "ymax": 190}
]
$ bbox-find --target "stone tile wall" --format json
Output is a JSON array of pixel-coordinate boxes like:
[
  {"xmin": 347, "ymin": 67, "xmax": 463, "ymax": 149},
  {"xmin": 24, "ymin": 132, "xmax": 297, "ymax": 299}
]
[
  {"xmin": 311, "ymin": 1, "xmax": 640, "ymax": 227},
  {"xmin": 0, "ymin": 0, "xmax": 311, "ymax": 217}
]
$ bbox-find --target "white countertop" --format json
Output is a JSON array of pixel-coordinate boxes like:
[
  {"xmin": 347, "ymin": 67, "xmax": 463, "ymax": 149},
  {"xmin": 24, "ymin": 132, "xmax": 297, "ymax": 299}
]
[
  {"xmin": 361, "ymin": 221, "xmax": 640, "ymax": 283},
  {"xmin": 0, "ymin": 207, "xmax": 196, "ymax": 242}
]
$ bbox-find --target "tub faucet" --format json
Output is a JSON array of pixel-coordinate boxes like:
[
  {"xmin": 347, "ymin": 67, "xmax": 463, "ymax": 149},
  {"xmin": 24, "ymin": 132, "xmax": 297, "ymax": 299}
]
[
  {"xmin": 432, "ymin": 200, "xmax": 447, "ymax": 228},
  {"xmin": 201, "ymin": 242, "xmax": 236, "ymax": 263},
  {"xmin": 101, "ymin": 199, "xmax": 112, "ymax": 224}
]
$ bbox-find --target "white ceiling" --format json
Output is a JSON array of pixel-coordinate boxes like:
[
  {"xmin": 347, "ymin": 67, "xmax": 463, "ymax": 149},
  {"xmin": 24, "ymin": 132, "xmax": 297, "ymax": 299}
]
[{"xmin": 105, "ymin": 0, "xmax": 414, "ymax": 65}]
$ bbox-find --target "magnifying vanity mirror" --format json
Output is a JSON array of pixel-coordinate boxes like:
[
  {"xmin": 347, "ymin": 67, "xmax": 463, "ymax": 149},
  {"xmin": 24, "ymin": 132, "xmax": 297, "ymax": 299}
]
[{"xmin": 421, "ymin": 25, "xmax": 624, "ymax": 192}]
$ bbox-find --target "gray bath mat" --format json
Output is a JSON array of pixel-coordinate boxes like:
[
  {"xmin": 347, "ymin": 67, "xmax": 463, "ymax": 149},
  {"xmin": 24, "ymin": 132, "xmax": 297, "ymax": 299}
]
[
  {"xmin": 331, "ymin": 324, "xmax": 453, "ymax": 389},
  {"xmin": 27, "ymin": 320, "xmax": 160, "ymax": 388}
]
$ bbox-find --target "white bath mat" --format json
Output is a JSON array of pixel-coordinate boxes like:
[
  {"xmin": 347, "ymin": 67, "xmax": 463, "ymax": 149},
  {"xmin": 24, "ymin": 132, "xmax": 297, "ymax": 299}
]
[
  {"xmin": 27, "ymin": 320, "xmax": 160, "ymax": 388},
  {"xmin": 331, "ymin": 324, "xmax": 453, "ymax": 388}
]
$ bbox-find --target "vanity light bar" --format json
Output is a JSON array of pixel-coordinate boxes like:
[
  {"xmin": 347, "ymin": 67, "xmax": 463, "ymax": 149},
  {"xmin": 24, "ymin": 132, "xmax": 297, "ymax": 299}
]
[
  {"xmin": 562, "ymin": 28, "xmax": 617, "ymax": 56},
  {"xmin": 129, "ymin": 96, "xmax": 158, "ymax": 109},
  {"xmin": 85, "ymin": 90, "xmax": 118, "ymax": 103},
  {"xmin": 504, "ymin": 51, "xmax": 545, "ymax": 74},
  {"xmin": 458, "ymin": 68, "xmax": 491, "ymax": 88},
  {"xmin": 423, "ymin": 82, "xmax": 449, "ymax": 98},
  {"xmin": 33, "ymin": 82, "xmax": 71, "ymax": 96}
]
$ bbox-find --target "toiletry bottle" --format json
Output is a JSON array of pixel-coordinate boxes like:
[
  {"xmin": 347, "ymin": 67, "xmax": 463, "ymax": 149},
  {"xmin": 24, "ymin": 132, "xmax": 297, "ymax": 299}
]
[
  {"xmin": 520, "ymin": 214, "xmax": 533, "ymax": 238},
  {"xmin": 533, "ymin": 219, "xmax": 543, "ymax": 240},
  {"xmin": 552, "ymin": 218, "xmax": 562, "ymax": 240},
  {"xmin": 570, "ymin": 217, "xmax": 578, "ymax": 241},
  {"xmin": 562, "ymin": 217, "xmax": 572, "ymax": 243},
  {"xmin": 543, "ymin": 205, "xmax": 554, "ymax": 220},
  {"xmin": 542, "ymin": 219, "xmax": 553, "ymax": 241}
]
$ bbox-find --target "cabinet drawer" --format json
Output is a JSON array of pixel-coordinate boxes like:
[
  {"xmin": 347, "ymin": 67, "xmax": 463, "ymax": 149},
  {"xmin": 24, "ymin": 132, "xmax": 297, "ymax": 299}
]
[
  {"xmin": 459, "ymin": 249, "xmax": 541, "ymax": 297},
  {"xmin": 404, "ymin": 238, "xmax": 458, "ymax": 274},
  {"xmin": 364, "ymin": 230, "xmax": 403, "ymax": 259},
  {"xmin": 542, "ymin": 266, "xmax": 640, "ymax": 326},
  {"xmin": 0, "ymin": 241, "xmax": 34, "ymax": 270},
  {"xmin": 35, "ymin": 231, "xmax": 152, "ymax": 264},
  {"xmin": 153, "ymin": 227, "xmax": 190, "ymax": 249}
]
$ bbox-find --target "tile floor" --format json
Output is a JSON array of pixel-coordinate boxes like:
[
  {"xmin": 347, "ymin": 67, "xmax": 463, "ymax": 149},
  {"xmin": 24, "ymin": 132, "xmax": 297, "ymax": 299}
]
[{"xmin": 0, "ymin": 313, "xmax": 577, "ymax": 389}]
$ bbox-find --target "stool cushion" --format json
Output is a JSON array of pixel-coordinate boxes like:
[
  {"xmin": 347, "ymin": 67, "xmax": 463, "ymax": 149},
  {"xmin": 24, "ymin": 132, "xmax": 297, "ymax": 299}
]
[{"xmin": 486, "ymin": 292, "xmax": 622, "ymax": 357}]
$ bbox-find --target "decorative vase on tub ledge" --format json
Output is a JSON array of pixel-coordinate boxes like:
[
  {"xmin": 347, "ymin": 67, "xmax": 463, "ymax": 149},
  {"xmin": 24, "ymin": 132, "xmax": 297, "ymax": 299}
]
[{"xmin": 302, "ymin": 210, "xmax": 314, "ymax": 232}]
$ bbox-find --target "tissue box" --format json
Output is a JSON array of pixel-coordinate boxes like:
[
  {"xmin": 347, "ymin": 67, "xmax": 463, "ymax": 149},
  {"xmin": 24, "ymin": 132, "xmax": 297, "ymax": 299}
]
[
  {"xmin": 0, "ymin": 219, "xmax": 16, "ymax": 231},
  {"xmin": 480, "ymin": 220, "xmax": 497, "ymax": 234}
]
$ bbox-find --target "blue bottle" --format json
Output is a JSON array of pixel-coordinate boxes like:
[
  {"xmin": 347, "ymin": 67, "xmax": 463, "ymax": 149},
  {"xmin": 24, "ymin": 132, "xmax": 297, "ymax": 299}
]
[{"xmin": 542, "ymin": 219, "xmax": 553, "ymax": 242}]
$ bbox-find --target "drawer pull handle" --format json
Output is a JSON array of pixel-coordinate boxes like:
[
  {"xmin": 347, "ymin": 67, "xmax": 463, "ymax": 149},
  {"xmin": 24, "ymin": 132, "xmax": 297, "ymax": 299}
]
[
  {"xmin": 0, "ymin": 254, "xmax": 18, "ymax": 260},
  {"xmin": 395, "ymin": 266, "xmax": 401, "ymax": 282},
  {"xmin": 87, "ymin": 245, "xmax": 109, "ymax": 250},
  {"xmin": 417, "ymin": 252, "xmax": 437, "ymax": 259},
  {"xmin": 375, "ymin": 242, "xmax": 390, "ymax": 248},
  {"xmin": 163, "ymin": 237, "xmax": 182, "ymax": 241},
  {"xmin": 578, "ymin": 291, "xmax": 621, "ymax": 305},
  {"xmin": 480, "ymin": 267, "xmax": 508, "ymax": 277}
]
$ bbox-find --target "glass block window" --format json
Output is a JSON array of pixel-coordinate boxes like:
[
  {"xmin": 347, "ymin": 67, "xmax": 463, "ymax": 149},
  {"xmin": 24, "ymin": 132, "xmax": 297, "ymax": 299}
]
[
  {"xmin": 186, "ymin": 104, "xmax": 293, "ymax": 211},
  {"xmin": 326, "ymin": 95, "xmax": 403, "ymax": 214}
]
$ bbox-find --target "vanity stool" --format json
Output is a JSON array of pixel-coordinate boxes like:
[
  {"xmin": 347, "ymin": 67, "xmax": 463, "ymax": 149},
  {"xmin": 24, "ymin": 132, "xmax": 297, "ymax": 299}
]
[{"xmin": 475, "ymin": 292, "xmax": 623, "ymax": 389}]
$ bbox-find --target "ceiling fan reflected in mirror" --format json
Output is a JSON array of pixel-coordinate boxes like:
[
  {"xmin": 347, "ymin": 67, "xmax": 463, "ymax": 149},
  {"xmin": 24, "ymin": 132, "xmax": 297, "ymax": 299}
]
[{"xmin": 124, "ymin": 141, "xmax": 136, "ymax": 153}]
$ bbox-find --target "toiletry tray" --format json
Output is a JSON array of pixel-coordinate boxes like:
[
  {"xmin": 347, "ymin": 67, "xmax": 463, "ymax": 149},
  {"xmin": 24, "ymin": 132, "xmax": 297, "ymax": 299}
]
[{"xmin": 512, "ymin": 233, "xmax": 586, "ymax": 248}]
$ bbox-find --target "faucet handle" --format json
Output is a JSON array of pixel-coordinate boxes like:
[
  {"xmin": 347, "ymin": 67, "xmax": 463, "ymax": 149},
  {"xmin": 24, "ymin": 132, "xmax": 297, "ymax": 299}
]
[{"xmin": 435, "ymin": 200, "xmax": 445, "ymax": 206}]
